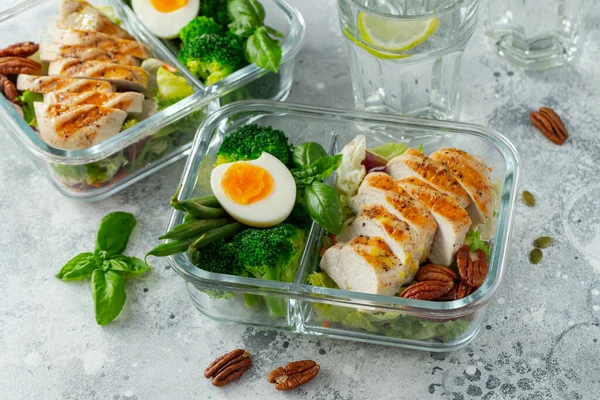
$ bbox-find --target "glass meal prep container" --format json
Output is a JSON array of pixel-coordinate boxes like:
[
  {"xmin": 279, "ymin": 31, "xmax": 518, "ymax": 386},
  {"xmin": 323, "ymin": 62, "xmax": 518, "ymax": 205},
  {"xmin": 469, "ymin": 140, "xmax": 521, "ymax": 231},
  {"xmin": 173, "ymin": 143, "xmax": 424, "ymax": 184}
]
[
  {"xmin": 165, "ymin": 100, "xmax": 520, "ymax": 351},
  {"xmin": 0, "ymin": 0, "xmax": 305, "ymax": 201}
]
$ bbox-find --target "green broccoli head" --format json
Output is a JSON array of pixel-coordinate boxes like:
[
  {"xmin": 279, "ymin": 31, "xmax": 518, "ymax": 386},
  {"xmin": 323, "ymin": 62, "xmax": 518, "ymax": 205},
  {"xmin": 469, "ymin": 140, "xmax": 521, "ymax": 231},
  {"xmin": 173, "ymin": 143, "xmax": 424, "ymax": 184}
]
[
  {"xmin": 178, "ymin": 33, "xmax": 246, "ymax": 85},
  {"xmin": 191, "ymin": 239, "xmax": 243, "ymax": 275},
  {"xmin": 233, "ymin": 224, "xmax": 305, "ymax": 283},
  {"xmin": 178, "ymin": 16, "xmax": 223, "ymax": 45},
  {"xmin": 216, "ymin": 124, "xmax": 293, "ymax": 166},
  {"xmin": 199, "ymin": 0, "xmax": 231, "ymax": 27}
]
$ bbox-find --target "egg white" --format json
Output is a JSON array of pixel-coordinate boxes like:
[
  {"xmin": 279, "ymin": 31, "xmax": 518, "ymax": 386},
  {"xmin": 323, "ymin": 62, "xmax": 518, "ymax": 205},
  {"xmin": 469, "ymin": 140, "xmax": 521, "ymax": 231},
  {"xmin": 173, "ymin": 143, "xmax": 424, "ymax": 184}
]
[
  {"xmin": 210, "ymin": 153, "xmax": 297, "ymax": 228},
  {"xmin": 132, "ymin": 0, "xmax": 199, "ymax": 39}
]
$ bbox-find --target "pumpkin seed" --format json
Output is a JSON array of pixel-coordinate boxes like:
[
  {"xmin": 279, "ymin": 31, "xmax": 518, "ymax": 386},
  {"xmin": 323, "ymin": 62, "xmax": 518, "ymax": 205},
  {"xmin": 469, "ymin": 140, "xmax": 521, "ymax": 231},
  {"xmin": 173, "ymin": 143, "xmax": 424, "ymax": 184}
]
[
  {"xmin": 522, "ymin": 191, "xmax": 535, "ymax": 207},
  {"xmin": 534, "ymin": 236, "xmax": 553, "ymax": 248},
  {"xmin": 530, "ymin": 248, "xmax": 543, "ymax": 264}
]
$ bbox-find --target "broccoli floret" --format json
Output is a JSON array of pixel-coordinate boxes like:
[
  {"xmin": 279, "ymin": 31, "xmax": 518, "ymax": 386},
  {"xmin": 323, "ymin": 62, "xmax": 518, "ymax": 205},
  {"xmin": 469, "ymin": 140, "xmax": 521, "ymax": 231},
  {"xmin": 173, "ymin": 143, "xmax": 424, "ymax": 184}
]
[
  {"xmin": 178, "ymin": 33, "xmax": 246, "ymax": 85},
  {"xmin": 191, "ymin": 239, "xmax": 242, "ymax": 275},
  {"xmin": 199, "ymin": 0, "xmax": 231, "ymax": 27},
  {"xmin": 216, "ymin": 124, "xmax": 293, "ymax": 166},
  {"xmin": 178, "ymin": 16, "xmax": 223, "ymax": 45}
]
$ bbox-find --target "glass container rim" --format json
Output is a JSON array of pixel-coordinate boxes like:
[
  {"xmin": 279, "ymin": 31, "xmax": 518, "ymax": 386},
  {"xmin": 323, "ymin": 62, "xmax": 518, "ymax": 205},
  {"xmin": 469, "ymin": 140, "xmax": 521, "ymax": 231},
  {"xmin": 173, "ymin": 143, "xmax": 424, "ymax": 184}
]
[{"xmin": 342, "ymin": 0, "xmax": 475, "ymax": 20}]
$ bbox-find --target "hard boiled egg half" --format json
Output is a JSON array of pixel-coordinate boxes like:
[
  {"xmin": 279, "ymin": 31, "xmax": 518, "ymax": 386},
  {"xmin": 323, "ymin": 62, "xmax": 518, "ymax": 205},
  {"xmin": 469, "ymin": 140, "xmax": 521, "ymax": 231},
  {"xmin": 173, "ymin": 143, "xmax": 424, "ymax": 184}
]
[
  {"xmin": 210, "ymin": 153, "xmax": 297, "ymax": 228},
  {"xmin": 132, "ymin": 0, "xmax": 199, "ymax": 39}
]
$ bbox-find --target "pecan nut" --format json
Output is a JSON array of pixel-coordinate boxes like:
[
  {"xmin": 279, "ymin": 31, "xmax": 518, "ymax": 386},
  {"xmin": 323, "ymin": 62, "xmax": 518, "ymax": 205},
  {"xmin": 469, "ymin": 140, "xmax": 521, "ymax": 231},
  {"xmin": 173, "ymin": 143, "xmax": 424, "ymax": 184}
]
[
  {"xmin": 455, "ymin": 281, "xmax": 476, "ymax": 299},
  {"xmin": 438, "ymin": 285, "xmax": 457, "ymax": 301},
  {"xmin": 268, "ymin": 360, "xmax": 320, "ymax": 391},
  {"xmin": 0, "ymin": 42, "xmax": 39, "ymax": 58},
  {"xmin": 204, "ymin": 349, "xmax": 252, "ymax": 387},
  {"xmin": 530, "ymin": 107, "xmax": 568, "ymax": 145},
  {"xmin": 400, "ymin": 280, "xmax": 454, "ymax": 301},
  {"xmin": 0, "ymin": 74, "xmax": 18, "ymax": 102},
  {"xmin": 415, "ymin": 264, "xmax": 458, "ymax": 283},
  {"xmin": 457, "ymin": 245, "xmax": 489, "ymax": 287},
  {"xmin": 0, "ymin": 57, "xmax": 42, "ymax": 75}
]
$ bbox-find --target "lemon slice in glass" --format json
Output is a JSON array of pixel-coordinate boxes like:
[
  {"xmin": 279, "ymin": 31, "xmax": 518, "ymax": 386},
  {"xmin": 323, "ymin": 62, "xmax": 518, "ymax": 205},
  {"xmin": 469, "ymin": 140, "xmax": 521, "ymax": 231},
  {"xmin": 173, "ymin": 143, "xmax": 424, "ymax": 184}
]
[{"xmin": 357, "ymin": 11, "xmax": 439, "ymax": 53}]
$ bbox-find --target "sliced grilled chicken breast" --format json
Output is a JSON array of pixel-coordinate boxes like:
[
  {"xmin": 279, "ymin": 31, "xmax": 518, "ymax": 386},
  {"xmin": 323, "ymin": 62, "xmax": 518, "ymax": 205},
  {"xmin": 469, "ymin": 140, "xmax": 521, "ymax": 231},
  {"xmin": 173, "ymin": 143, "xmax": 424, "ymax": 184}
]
[
  {"xmin": 40, "ymin": 43, "xmax": 140, "ymax": 66},
  {"xmin": 50, "ymin": 29, "xmax": 150, "ymax": 59},
  {"xmin": 48, "ymin": 59, "xmax": 149, "ymax": 91},
  {"xmin": 58, "ymin": 0, "xmax": 133, "ymax": 39},
  {"xmin": 387, "ymin": 148, "xmax": 470, "ymax": 208},
  {"xmin": 17, "ymin": 74, "xmax": 114, "ymax": 93},
  {"xmin": 44, "ymin": 91, "xmax": 144, "ymax": 113},
  {"xmin": 34, "ymin": 102, "xmax": 126, "ymax": 150},
  {"xmin": 398, "ymin": 177, "xmax": 471, "ymax": 266},
  {"xmin": 320, "ymin": 236, "xmax": 404, "ymax": 296},
  {"xmin": 430, "ymin": 148, "xmax": 495, "ymax": 226},
  {"xmin": 350, "ymin": 172, "xmax": 437, "ymax": 261},
  {"xmin": 338, "ymin": 205, "xmax": 420, "ymax": 282}
]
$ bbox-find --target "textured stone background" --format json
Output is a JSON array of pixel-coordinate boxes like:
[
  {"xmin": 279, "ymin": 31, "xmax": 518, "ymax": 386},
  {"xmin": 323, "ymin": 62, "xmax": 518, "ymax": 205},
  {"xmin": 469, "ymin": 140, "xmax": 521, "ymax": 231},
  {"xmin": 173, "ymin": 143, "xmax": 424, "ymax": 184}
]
[{"xmin": 1, "ymin": 0, "xmax": 600, "ymax": 399}]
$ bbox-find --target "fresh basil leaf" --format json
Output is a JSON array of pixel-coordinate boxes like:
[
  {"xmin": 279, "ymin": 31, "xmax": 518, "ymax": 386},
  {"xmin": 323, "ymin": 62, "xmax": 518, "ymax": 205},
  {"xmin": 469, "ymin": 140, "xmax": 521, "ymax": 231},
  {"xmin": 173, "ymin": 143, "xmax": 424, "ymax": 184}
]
[
  {"xmin": 228, "ymin": 16, "xmax": 260, "ymax": 37},
  {"xmin": 244, "ymin": 26, "xmax": 282, "ymax": 73},
  {"xmin": 304, "ymin": 182, "xmax": 344, "ymax": 234},
  {"xmin": 105, "ymin": 255, "xmax": 152, "ymax": 277},
  {"xmin": 227, "ymin": 0, "xmax": 265, "ymax": 26},
  {"xmin": 56, "ymin": 253, "xmax": 97, "ymax": 280},
  {"xmin": 95, "ymin": 212, "xmax": 136, "ymax": 256},
  {"xmin": 293, "ymin": 142, "xmax": 328, "ymax": 168},
  {"xmin": 263, "ymin": 25, "xmax": 284, "ymax": 38},
  {"xmin": 292, "ymin": 154, "xmax": 343, "ymax": 187},
  {"xmin": 91, "ymin": 270, "xmax": 126, "ymax": 326}
]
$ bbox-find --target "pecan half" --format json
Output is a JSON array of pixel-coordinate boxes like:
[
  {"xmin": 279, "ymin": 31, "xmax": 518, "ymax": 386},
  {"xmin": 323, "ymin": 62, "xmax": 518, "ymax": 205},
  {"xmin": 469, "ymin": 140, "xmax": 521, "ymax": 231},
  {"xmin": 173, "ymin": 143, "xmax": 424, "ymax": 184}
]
[
  {"xmin": 0, "ymin": 42, "xmax": 39, "ymax": 58},
  {"xmin": 457, "ymin": 245, "xmax": 489, "ymax": 287},
  {"xmin": 0, "ymin": 57, "xmax": 42, "ymax": 75},
  {"xmin": 455, "ymin": 281, "xmax": 474, "ymax": 300},
  {"xmin": 438, "ymin": 285, "xmax": 457, "ymax": 301},
  {"xmin": 400, "ymin": 281, "xmax": 453, "ymax": 301},
  {"xmin": 415, "ymin": 264, "xmax": 458, "ymax": 283},
  {"xmin": 268, "ymin": 360, "xmax": 320, "ymax": 391},
  {"xmin": 204, "ymin": 349, "xmax": 252, "ymax": 387},
  {"xmin": 530, "ymin": 107, "xmax": 568, "ymax": 145},
  {"xmin": 0, "ymin": 73, "xmax": 18, "ymax": 102}
]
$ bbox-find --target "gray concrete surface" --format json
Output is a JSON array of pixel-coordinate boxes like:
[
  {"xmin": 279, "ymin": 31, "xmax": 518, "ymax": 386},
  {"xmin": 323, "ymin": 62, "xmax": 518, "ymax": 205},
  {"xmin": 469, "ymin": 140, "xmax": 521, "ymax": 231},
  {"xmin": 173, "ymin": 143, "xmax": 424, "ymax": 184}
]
[{"xmin": 1, "ymin": 0, "xmax": 599, "ymax": 399}]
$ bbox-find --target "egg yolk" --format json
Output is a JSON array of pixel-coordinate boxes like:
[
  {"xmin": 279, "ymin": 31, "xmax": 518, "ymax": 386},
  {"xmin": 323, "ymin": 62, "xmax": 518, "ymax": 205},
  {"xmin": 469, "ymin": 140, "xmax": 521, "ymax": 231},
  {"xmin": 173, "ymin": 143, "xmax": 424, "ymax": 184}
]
[
  {"xmin": 150, "ymin": 0, "xmax": 188, "ymax": 13},
  {"xmin": 221, "ymin": 163, "xmax": 274, "ymax": 205}
]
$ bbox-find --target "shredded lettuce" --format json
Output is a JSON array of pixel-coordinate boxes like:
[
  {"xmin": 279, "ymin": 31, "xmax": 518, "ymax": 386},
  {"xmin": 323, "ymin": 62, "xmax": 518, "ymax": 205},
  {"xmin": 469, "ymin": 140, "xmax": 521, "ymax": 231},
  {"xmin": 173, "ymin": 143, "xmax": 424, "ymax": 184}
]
[
  {"xmin": 156, "ymin": 67, "xmax": 193, "ymax": 104},
  {"xmin": 307, "ymin": 272, "xmax": 471, "ymax": 341},
  {"xmin": 335, "ymin": 134, "xmax": 367, "ymax": 198},
  {"xmin": 15, "ymin": 91, "xmax": 43, "ymax": 127},
  {"xmin": 51, "ymin": 152, "xmax": 127, "ymax": 186},
  {"xmin": 368, "ymin": 142, "xmax": 408, "ymax": 161}
]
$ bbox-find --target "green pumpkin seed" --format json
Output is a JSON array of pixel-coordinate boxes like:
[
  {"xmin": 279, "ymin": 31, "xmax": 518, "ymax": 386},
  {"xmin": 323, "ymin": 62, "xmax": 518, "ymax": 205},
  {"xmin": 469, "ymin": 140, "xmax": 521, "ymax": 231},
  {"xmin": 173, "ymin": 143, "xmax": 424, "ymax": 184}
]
[
  {"xmin": 522, "ymin": 191, "xmax": 536, "ymax": 207},
  {"xmin": 530, "ymin": 248, "xmax": 543, "ymax": 264},
  {"xmin": 534, "ymin": 236, "xmax": 553, "ymax": 248}
]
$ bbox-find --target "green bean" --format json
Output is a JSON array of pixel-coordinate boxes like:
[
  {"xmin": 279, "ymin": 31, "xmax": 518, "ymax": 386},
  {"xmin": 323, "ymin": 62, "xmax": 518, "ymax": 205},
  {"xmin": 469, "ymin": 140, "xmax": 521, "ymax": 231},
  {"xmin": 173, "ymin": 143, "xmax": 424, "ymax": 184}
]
[
  {"xmin": 186, "ymin": 239, "xmax": 202, "ymax": 265},
  {"xmin": 170, "ymin": 184, "xmax": 221, "ymax": 211},
  {"xmin": 189, "ymin": 223, "xmax": 245, "ymax": 251},
  {"xmin": 170, "ymin": 185, "xmax": 185, "ymax": 211},
  {"xmin": 182, "ymin": 213, "xmax": 196, "ymax": 223},
  {"xmin": 146, "ymin": 235, "xmax": 201, "ymax": 258},
  {"xmin": 159, "ymin": 218, "xmax": 231, "ymax": 240},
  {"xmin": 180, "ymin": 200, "xmax": 228, "ymax": 219}
]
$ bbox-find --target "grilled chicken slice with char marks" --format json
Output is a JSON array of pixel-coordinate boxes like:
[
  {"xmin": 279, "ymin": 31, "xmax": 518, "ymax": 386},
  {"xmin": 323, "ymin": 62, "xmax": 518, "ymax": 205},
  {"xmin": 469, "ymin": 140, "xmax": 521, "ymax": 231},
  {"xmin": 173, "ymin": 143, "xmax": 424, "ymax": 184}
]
[
  {"xmin": 48, "ymin": 59, "xmax": 149, "ymax": 92},
  {"xmin": 337, "ymin": 205, "xmax": 420, "ymax": 283},
  {"xmin": 429, "ymin": 148, "xmax": 495, "ymax": 227},
  {"xmin": 320, "ymin": 236, "xmax": 404, "ymax": 296},
  {"xmin": 50, "ymin": 29, "xmax": 150, "ymax": 59},
  {"xmin": 387, "ymin": 148, "xmax": 470, "ymax": 208},
  {"xmin": 350, "ymin": 172, "xmax": 436, "ymax": 262},
  {"xmin": 17, "ymin": 74, "xmax": 114, "ymax": 93},
  {"xmin": 34, "ymin": 103, "xmax": 127, "ymax": 150},
  {"xmin": 44, "ymin": 91, "xmax": 144, "ymax": 113},
  {"xmin": 397, "ymin": 177, "xmax": 471, "ymax": 266},
  {"xmin": 40, "ymin": 43, "xmax": 140, "ymax": 66},
  {"xmin": 58, "ymin": 0, "xmax": 134, "ymax": 39}
]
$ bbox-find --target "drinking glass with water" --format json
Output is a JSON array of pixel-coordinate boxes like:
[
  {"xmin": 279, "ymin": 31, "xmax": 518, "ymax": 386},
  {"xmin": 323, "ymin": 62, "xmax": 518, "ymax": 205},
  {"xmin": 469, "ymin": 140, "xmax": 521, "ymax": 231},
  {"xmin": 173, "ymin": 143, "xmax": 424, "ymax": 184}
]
[{"xmin": 337, "ymin": 0, "xmax": 480, "ymax": 120}]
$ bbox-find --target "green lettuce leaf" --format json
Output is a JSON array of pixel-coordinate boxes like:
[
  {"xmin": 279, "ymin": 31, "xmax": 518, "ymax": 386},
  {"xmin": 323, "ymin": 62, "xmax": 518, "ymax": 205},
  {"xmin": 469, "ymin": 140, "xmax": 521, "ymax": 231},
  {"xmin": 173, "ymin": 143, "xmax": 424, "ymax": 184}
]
[
  {"xmin": 15, "ymin": 91, "xmax": 43, "ymax": 127},
  {"xmin": 156, "ymin": 67, "xmax": 193, "ymax": 103},
  {"xmin": 368, "ymin": 142, "xmax": 408, "ymax": 161},
  {"xmin": 51, "ymin": 152, "xmax": 127, "ymax": 186}
]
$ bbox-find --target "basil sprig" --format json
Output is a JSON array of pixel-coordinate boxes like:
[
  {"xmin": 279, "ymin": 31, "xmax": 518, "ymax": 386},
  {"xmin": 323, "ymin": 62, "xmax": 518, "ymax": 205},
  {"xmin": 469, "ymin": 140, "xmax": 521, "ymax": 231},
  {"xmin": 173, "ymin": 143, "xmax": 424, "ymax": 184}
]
[
  {"xmin": 56, "ymin": 212, "xmax": 151, "ymax": 325},
  {"xmin": 291, "ymin": 142, "xmax": 344, "ymax": 234},
  {"xmin": 227, "ymin": 0, "xmax": 284, "ymax": 72}
]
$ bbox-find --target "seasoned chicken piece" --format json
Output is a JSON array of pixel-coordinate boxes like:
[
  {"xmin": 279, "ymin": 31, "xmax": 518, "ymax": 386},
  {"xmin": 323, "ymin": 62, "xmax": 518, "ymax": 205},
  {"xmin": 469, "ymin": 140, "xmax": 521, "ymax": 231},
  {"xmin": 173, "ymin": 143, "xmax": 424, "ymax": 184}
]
[
  {"xmin": 320, "ymin": 236, "xmax": 404, "ymax": 296},
  {"xmin": 58, "ymin": 0, "xmax": 133, "ymax": 39},
  {"xmin": 50, "ymin": 29, "xmax": 149, "ymax": 59},
  {"xmin": 397, "ymin": 178, "xmax": 471, "ymax": 266},
  {"xmin": 48, "ymin": 59, "xmax": 149, "ymax": 92},
  {"xmin": 338, "ymin": 205, "xmax": 420, "ymax": 282},
  {"xmin": 387, "ymin": 148, "xmax": 470, "ymax": 208},
  {"xmin": 430, "ymin": 148, "xmax": 495, "ymax": 226},
  {"xmin": 350, "ymin": 172, "xmax": 437, "ymax": 261},
  {"xmin": 44, "ymin": 91, "xmax": 144, "ymax": 113},
  {"xmin": 34, "ymin": 102, "xmax": 127, "ymax": 150},
  {"xmin": 16, "ymin": 74, "xmax": 114, "ymax": 93},
  {"xmin": 40, "ymin": 43, "xmax": 140, "ymax": 66}
]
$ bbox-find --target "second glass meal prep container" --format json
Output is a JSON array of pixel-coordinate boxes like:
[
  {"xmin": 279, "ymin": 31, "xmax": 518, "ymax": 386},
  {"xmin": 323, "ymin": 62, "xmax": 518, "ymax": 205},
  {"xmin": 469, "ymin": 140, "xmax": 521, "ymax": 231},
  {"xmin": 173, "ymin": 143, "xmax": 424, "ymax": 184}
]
[
  {"xmin": 164, "ymin": 100, "xmax": 520, "ymax": 351},
  {"xmin": 0, "ymin": 0, "xmax": 305, "ymax": 201}
]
